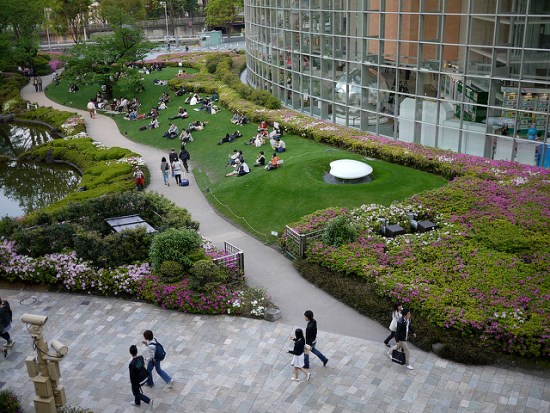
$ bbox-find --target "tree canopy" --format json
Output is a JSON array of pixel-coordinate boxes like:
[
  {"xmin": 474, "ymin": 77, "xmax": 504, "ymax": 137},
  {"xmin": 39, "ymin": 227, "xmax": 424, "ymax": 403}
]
[
  {"xmin": 63, "ymin": 25, "xmax": 152, "ymax": 97},
  {"xmin": 205, "ymin": 0, "xmax": 243, "ymax": 37},
  {"xmin": 50, "ymin": 0, "xmax": 92, "ymax": 44},
  {"xmin": 99, "ymin": 0, "xmax": 147, "ymax": 27},
  {"xmin": 0, "ymin": 0, "xmax": 46, "ymax": 69}
]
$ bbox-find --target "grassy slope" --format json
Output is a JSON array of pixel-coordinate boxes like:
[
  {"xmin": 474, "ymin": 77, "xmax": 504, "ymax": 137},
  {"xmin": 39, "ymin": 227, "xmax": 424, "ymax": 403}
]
[{"xmin": 46, "ymin": 66, "xmax": 448, "ymax": 243}]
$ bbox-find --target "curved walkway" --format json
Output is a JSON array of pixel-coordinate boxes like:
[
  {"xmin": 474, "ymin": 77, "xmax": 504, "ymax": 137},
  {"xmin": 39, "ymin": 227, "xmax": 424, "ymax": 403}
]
[{"xmin": 21, "ymin": 74, "xmax": 388, "ymax": 340}]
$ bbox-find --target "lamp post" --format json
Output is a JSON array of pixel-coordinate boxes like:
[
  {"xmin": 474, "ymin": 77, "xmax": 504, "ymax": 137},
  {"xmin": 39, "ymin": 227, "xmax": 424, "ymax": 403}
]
[
  {"xmin": 160, "ymin": 1, "xmax": 169, "ymax": 40},
  {"xmin": 44, "ymin": 8, "xmax": 52, "ymax": 49}
]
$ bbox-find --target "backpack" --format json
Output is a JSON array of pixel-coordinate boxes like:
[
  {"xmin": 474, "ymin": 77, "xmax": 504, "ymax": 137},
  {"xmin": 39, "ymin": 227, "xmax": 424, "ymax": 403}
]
[
  {"xmin": 135, "ymin": 356, "xmax": 149, "ymax": 385},
  {"xmin": 152, "ymin": 340, "xmax": 166, "ymax": 361}
]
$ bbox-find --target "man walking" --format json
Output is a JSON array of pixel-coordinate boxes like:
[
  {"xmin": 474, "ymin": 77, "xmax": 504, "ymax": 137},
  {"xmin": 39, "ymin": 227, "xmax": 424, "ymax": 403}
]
[
  {"xmin": 129, "ymin": 345, "xmax": 153, "ymax": 409},
  {"xmin": 388, "ymin": 308, "xmax": 416, "ymax": 370},
  {"xmin": 142, "ymin": 330, "xmax": 174, "ymax": 389},
  {"xmin": 303, "ymin": 310, "xmax": 329, "ymax": 369}
]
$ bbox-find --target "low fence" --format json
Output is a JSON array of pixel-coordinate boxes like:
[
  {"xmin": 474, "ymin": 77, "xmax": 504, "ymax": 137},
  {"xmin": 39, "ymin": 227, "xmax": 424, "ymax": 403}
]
[
  {"xmin": 212, "ymin": 242, "xmax": 244, "ymax": 276},
  {"xmin": 283, "ymin": 226, "xmax": 323, "ymax": 259}
]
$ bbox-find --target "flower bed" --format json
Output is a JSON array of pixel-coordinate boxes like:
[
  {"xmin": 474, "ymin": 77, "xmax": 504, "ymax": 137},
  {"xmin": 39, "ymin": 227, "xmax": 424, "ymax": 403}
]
[
  {"xmin": 287, "ymin": 173, "xmax": 550, "ymax": 358},
  {"xmin": 0, "ymin": 239, "xmax": 270, "ymax": 318}
]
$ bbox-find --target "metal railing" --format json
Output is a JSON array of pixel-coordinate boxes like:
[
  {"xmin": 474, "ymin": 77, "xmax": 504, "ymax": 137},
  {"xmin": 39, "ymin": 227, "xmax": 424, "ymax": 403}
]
[
  {"xmin": 212, "ymin": 242, "xmax": 244, "ymax": 275},
  {"xmin": 283, "ymin": 226, "xmax": 324, "ymax": 259}
]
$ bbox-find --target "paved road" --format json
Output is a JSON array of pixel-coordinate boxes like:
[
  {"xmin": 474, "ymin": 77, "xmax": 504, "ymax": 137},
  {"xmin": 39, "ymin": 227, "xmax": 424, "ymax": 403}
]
[
  {"xmin": 21, "ymin": 73, "xmax": 389, "ymax": 341},
  {"xmin": 1, "ymin": 290, "xmax": 548, "ymax": 413}
]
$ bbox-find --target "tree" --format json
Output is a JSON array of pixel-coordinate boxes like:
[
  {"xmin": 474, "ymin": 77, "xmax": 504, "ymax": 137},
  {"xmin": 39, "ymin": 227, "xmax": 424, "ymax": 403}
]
[
  {"xmin": 62, "ymin": 25, "xmax": 152, "ymax": 98},
  {"xmin": 51, "ymin": 0, "xmax": 92, "ymax": 44},
  {"xmin": 99, "ymin": 0, "xmax": 146, "ymax": 27},
  {"xmin": 144, "ymin": 0, "xmax": 198, "ymax": 19},
  {"xmin": 0, "ymin": 0, "xmax": 46, "ymax": 69},
  {"xmin": 205, "ymin": 0, "xmax": 242, "ymax": 37}
]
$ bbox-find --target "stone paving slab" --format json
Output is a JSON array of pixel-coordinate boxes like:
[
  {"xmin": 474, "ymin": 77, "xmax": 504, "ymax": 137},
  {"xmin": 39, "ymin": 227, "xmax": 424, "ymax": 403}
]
[{"xmin": 1, "ymin": 290, "xmax": 548, "ymax": 413}]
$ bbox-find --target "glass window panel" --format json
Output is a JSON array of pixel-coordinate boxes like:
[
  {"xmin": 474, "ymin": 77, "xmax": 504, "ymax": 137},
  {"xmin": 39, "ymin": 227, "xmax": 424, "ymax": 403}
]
[
  {"xmin": 472, "ymin": 0, "xmax": 497, "ymax": 14},
  {"xmin": 469, "ymin": 16, "xmax": 495, "ymax": 47}
]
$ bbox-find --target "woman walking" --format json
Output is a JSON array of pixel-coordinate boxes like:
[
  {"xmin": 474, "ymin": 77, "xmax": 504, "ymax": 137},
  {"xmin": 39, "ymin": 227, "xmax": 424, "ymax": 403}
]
[
  {"xmin": 172, "ymin": 158, "xmax": 183, "ymax": 185},
  {"xmin": 383, "ymin": 303, "xmax": 403, "ymax": 347},
  {"xmin": 161, "ymin": 157, "xmax": 170, "ymax": 186},
  {"xmin": 288, "ymin": 328, "xmax": 311, "ymax": 382}
]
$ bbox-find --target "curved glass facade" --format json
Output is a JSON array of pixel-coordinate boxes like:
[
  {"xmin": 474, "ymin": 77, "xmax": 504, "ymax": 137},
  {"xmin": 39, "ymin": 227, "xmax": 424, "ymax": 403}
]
[{"xmin": 244, "ymin": 0, "xmax": 550, "ymax": 166}]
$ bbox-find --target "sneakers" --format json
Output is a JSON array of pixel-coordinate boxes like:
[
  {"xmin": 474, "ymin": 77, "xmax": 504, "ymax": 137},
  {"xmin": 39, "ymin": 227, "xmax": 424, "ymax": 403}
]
[
  {"xmin": 2, "ymin": 348, "xmax": 7, "ymax": 358},
  {"xmin": 323, "ymin": 359, "xmax": 329, "ymax": 367},
  {"xmin": 291, "ymin": 377, "xmax": 299, "ymax": 382},
  {"xmin": 6, "ymin": 340, "xmax": 14, "ymax": 347},
  {"xmin": 168, "ymin": 380, "xmax": 174, "ymax": 389},
  {"xmin": 306, "ymin": 373, "xmax": 311, "ymax": 382},
  {"xmin": 147, "ymin": 399, "xmax": 154, "ymax": 411},
  {"xmin": 406, "ymin": 365, "xmax": 414, "ymax": 370}
]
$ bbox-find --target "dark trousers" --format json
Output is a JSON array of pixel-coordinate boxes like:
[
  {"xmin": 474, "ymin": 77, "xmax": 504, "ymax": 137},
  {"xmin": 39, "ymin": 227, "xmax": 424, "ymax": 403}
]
[
  {"xmin": 0, "ymin": 331, "xmax": 10, "ymax": 343},
  {"xmin": 131, "ymin": 383, "xmax": 150, "ymax": 406},
  {"xmin": 384, "ymin": 331, "xmax": 396, "ymax": 345}
]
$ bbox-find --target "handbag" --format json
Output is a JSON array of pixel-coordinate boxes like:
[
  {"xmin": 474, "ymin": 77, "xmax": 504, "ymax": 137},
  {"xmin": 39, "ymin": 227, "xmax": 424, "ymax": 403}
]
[
  {"xmin": 389, "ymin": 318, "xmax": 398, "ymax": 332},
  {"xmin": 304, "ymin": 345, "xmax": 311, "ymax": 355},
  {"xmin": 391, "ymin": 348, "xmax": 406, "ymax": 365}
]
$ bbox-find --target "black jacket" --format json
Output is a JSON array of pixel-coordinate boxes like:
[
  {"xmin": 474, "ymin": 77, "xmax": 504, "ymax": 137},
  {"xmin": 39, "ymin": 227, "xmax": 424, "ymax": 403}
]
[
  {"xmin": 305, "ymin": 319, "xmax": 317, "ymax": 346},
  {"xmin": 0, "ymin": 301, "xmax": 12, "ymax": 331},
  {"xmin": 395, "ymin": 319, "xmax": 415, "ymax": 342},
  {"xmin": 288, "ymin": 337, "xmax": 305, "ymax": 356},
  {"xmin": 129, "ymin": 355, "xmax": 146, "ymax": 385}
]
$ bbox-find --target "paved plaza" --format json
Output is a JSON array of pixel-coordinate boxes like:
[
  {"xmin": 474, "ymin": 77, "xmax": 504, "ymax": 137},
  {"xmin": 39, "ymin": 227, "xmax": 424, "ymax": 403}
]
[{"xmin": 2, "ymin": 289, "xmax": 549, "ymax": 413}]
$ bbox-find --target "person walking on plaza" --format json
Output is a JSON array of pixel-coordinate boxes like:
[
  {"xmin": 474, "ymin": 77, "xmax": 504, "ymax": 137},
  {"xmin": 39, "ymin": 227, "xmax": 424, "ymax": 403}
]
[
  {"xmin": 129, "ymin": 344, "xmax": 154, "ymax": 409},
  {"xmin": 0, "ymin": 297, "xmax": 14, "ymax": 358},
  {"xmin": 37, "ymin": 76, "xmax": 43, "ymax": 92},
  {"xmin": 87, "ymin": 98, "xmax": 96, "ymax": 119},
  {"xmin": 303, "ymin": 310, "xmax": 329, "ymax": 369},
  {"xmin": 388, "ymin": 308, "xmax": 416, "ymax": 370},
  {"xmin": 288, "ymin": 328, "xmax": 311, "ymax": 382},
  {"xmin": 161, "ymin": 156, "xmax": 170, "ymax": 186},
  {"xmin": 168, "ymin": 148, "xmax": 178, "ymax": 177},
  {"xmin": 383, "ymin": 303, "xmax": 403, "ymax": 347},
  {"xmin": 142, "ymin": 330, "xmax": 174, "ymax": 389},
  {"xmin": 179, "ymin": 144, "xmax": 190, "ymax": 173}
]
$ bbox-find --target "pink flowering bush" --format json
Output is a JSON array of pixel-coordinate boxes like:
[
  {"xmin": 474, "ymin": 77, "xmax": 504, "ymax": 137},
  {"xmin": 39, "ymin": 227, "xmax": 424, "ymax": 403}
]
[{"xmin": 289, "ymin": 173, "xmax": 550, "ymax": 358}]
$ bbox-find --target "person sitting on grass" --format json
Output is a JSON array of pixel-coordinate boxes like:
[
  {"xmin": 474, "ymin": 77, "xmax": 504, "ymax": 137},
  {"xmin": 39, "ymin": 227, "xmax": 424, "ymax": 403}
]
[
  {"xmin": 218, "ymin": 131, "xmax": 242, "ymax": 145},
  {"xmin": 265, "ymin": 153, "xmax": 281, "ymax": 171},
  {"xmin": 188, "ymin": 120, "xmax": 207, "ymax": 132},
  {"xmin": 226, "ymin": 149, "xmax": 240, "ymax": 167},
  {"xmin": 159, "ymin": 91, "xmax": 171, "ymax": 104},
  {"xmin": 148, "ymin": 116, "xmax": 160, "ymax": 129},
  {"xmin": 169, "ymin": 107, "xmax": 188, "ymax": 120},
  {"xmin": 225, "ymin": 159, "xmax": 250, "ymax": 177},
  {"xmin": 254, "ymin": 151, "xmax": 266, "ymax": 167},
  {"xmin": 258, "ymin": 120, "xmax": 268, "ymax": 132},
  {"xmin": 275, "ymin": 138, "xmax": 286, "ymax": 152},
  {"xmin": 163, "ymin": 123, "xmax": 179, "ymax": 139},
  {"xmin": 124, "ymin": 110, "xmax": 138, "ymax": 121},
  {"xmin": 180, "ymin": 129, "xmax": 193, "ymax": 144},
  {"xmin": 145, "ymin": 108, "xmax": 159, "ymax": 119},
  {"xmin": 157, "ymin": 101, "xmax": 168, "ymax": 110},
  {"xmin": 189, "ymin": 94, "xmax": 199, "ymax": 106},
  {"xmin": 176, "ymin": 86, "xmax": 187, "ymax": 96}
]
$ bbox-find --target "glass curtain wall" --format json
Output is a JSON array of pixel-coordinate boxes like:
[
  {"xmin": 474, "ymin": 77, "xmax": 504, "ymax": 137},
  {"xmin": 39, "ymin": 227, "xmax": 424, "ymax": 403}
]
[{"xmin": 245, "ymin": 0, "xmax": 550, "ymax": 166}]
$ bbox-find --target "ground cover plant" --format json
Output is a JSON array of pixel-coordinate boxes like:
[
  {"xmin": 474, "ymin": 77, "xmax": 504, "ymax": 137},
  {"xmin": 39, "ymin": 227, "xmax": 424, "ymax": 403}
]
[
  {"xmin": 0, "ymin": 192, "xmax": 271, "ymax": 318},
  {"xmin": 45, "ymin": 64, "xmax": 448, "ymax": 243}
]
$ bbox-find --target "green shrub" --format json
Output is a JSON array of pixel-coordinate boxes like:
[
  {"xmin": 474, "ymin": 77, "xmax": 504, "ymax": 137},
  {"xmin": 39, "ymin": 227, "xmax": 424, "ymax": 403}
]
[
  {"xmin": 32, "ymin": 55, "xmax": 52, "ymax": 76},
  {"xmin": 189, "ymin": 259, "xmax": 228, "ymax": 292},
  {"xmin": 205, "ymin": 53, "xmax": 232, "ymax": 74},
  {"xmin": 149, "ymin": 228, "xmax": 203, "ymax": 271},
  {"xmin": 0, "ymin": 217, "xmax": 21, "ymax": 238},
  {"xmin": 0, "ymin": 389, "xmax": 22, "ymax": 413},
  {"xmin": 322, "ymin": 216, "xmax": 358, "ymax": 247},
  {"xmin": 157, "ymin": 260, "xmax": 184, "ymax": 284},
  {"xmin": 13, "ymin": 223, "xmax": 76, "ymax": 257}
]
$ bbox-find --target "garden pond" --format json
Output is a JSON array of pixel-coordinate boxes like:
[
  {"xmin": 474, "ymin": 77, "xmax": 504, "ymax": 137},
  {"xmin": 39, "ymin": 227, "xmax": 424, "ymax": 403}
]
[{"xmin": 0, "ymin": 123, "xmax": 81, "ymax": 217}]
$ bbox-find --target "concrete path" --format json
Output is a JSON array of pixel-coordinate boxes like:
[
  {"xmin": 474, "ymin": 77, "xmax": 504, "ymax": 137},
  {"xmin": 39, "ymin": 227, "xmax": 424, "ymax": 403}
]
[
  {"xmin": 21, "ymin": 74, "xmax": 389, "ymax": 341},
  {"xmin": 2, "ymin": 290, "xmax": 548, "ymax": 413}
]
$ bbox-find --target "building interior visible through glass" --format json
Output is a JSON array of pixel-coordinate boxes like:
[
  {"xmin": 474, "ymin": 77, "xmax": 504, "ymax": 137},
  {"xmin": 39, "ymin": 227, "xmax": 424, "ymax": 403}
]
[{"xmin": 244, "ymin": 0, "xmax": 550, "ymax": 166}]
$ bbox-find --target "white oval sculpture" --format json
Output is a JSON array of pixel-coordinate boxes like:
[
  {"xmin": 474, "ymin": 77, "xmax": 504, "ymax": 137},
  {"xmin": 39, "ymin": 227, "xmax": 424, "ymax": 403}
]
[{"xmin": 329, "ymin": 159, "xmax": 373, "ymax": 180}]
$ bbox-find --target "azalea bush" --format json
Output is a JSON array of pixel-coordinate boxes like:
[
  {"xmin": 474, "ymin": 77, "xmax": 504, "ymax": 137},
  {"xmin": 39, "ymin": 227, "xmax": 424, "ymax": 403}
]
[{"xmin": 288, "ymin": 174, "xmax": 550, "ymax": 360}]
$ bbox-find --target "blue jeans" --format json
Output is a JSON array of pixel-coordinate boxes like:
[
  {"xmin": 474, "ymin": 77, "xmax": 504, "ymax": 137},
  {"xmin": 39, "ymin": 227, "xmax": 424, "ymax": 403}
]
[
  {"xmin": 303, "ymin": 341, "xmax": 328, "ymax": 368},
  {"xmin": 146, "ymin": 359, "xmax": 171, "ymax": 386}
]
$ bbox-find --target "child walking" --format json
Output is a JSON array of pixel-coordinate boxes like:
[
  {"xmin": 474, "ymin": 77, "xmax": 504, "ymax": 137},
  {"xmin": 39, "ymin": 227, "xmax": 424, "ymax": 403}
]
[{"xmin": 288, "ymin": 328, "xmax": 311, "ymax": 382}]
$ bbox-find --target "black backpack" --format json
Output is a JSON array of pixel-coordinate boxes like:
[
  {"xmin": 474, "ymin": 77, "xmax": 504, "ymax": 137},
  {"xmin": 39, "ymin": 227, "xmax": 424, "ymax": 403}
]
[
  {"xmin": 152, "ymin": 340, "xmax": 166, "ymax": 361},
  {"xmin": 135, "ymin": 356, "xmax": 149, "ymax": 385}
]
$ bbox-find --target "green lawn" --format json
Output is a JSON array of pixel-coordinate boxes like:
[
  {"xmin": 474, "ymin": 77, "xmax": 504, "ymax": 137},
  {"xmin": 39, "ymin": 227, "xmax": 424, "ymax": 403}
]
[{"xmin": 46, "ymin": 66, "xmax": 448, "ymax": 243}]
